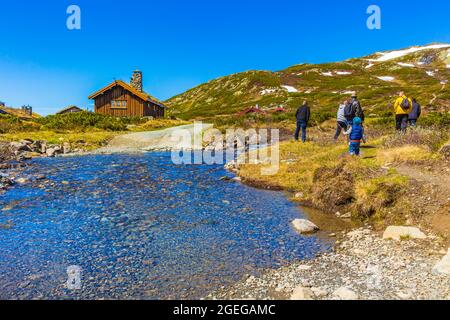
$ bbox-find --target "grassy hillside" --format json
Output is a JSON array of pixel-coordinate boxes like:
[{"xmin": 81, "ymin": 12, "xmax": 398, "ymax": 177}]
[
  {"xmin": 165, "ymin": 44, "xmax": 450, "ymax": 127},
  {"xmin": 0, "ymin": 106, "xmax": 41, "ymax": 119}
]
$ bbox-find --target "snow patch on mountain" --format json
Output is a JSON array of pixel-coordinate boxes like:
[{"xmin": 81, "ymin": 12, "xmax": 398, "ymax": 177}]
[
  {"xmin": 398, "ymin": 62, "xmax": 415, "ymax": 67},
  {"xmin": 336, "ymin": 71, "xmax": 352, "ymax": 75},
  {"xmin": 377, "ymin": 76, "xmax": 395, "ymax": 82},
  {"xmin": 369, "ymin": 44, "xmax": 450, "ymax": 62},
  {"xmin": 321, "ymin": 72, "xmax": 333, "ymax": 77},
  {"xmin": 281, "ymin": 85, "xmax": 298, "ymax": 93}
]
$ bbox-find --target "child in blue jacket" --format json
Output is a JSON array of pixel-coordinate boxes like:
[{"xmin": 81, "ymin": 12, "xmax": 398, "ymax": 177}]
[{"xmin": 344, "ymin": 117, "xmax": 366, "ymax": 156}]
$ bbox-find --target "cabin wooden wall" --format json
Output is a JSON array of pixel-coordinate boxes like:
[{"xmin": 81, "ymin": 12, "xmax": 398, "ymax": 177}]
[
  {"xmin": 94, "ymin": 86, "xmax": 143, "ymax": 117},
  {"xmin": 94, "ymin": 86, "xmax": 165, "ymax": 118}
]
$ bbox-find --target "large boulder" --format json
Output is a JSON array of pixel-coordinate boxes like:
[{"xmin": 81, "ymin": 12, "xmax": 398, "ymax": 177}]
[
  {"xmin": 10, "ymin": 141, "xmax": 31, "ymax": 152},
  {"xmin": 292, "ymin": 219, "xmax": 319, "ymax": 234},
  {"xmin": 433, "ymin": 249, "xmax": 450, "ymax": 276},
  {"xmin": 0, "ymin": 141, "xmax": 14, "ymax": 162},
  {"xmin": 46, "ymin": 148, "xmax": 56, "ymax": 158},
  {"xmin": 332, "ymin": 287, "xmax": 359, "ymax": 300},
  {"xmin": 0, "ymin": 174, "xmax": 14, "ymax": 189},
  {"xmin": 63, "ymin": 142, "xmax": 71, "ymax": 154},
  {"xmin": 383, "ymin": 226, "xmax": 427, "ymax": 241},
  {"xmin": 290, "ymin": 286, "xmax": 315, "ymax": 300}
]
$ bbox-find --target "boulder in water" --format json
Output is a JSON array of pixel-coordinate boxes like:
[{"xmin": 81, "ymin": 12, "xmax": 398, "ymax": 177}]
[{"xmin": 292, "ymin": 219, "xmax": 319, "ymax": 234}]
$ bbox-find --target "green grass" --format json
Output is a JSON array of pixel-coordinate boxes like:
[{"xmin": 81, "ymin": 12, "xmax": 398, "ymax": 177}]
[{"xmin": 236, "ymin": 122, "xmax": 444, "ymax": 227}]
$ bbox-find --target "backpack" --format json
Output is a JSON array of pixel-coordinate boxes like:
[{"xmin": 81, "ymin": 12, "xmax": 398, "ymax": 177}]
[
  {"xmin": 354, "ymin": 101, "xmax": 365, "ymax": 121},
  {"xmin": 400, "ymin": 97, "xmax": 411, "ymax": 111},
  {"xmin": 344, "ymin": 102, "xmax": 355, "ymax": 119}
]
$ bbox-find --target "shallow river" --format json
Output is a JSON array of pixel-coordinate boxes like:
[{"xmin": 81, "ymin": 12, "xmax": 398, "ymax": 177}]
[{"xmin": 0, "ymin": 153, "xmax": 333, "ymax": 299}]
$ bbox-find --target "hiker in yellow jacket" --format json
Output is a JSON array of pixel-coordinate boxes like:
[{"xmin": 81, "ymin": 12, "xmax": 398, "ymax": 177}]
[{"xmin": 393, "ymin": 91, "xmax": 412, "ymax": 133}]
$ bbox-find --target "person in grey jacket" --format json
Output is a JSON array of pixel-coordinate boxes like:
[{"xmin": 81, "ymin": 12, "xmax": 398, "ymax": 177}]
[
  {"xmin": 334, "ymin": 99, "xmax": 350, "ymax": 141},
  {"xmin": 408, "ymin": 98, "xmax": 421, "ymax": 127}
]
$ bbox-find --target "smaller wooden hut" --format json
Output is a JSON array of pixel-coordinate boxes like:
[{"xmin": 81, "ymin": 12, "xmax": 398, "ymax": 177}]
[{"xmin": 56, "ymin": 106, "xmax": 83, "ymax": 115}]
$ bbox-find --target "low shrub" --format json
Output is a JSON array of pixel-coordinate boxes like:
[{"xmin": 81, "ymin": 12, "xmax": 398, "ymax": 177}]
[
  {"xmin": 420, "ymin": 112, "xmax": 450, "ymax": 127},
  {"xmin": 35, "ymin": 112, "xmax": 132, "ymax": 131},
  {"xmin": 381, "ymin": 127, "xmax": 448, "ymax": 152},
  {"xmin": 377, "ymin": 145, "xmax": 434, "ymax": 164}
]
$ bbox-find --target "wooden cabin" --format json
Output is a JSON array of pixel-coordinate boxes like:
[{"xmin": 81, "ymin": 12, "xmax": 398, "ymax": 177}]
[
  {"xmin": 56, "ymin": 105, "xmax": 83, "ymax": 115},
  {"xmin": 88, "ymin": 71, "xmax": 166, "ymax": 118}
]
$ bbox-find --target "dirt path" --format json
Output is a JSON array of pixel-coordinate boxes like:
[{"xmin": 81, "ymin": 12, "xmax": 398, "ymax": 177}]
[
  {"xmin": 96, "ymin": 123, "xmax": 213, "ymax": 153},
  {"xmin": 395, "ymin": 162, "xmax": 450, "ymax": 241}
]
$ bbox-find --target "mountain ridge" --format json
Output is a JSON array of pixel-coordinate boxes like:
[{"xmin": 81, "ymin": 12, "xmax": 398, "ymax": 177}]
[{"xmin": 165, "ymin": 43, "xmax": 450, "ymax": 121}]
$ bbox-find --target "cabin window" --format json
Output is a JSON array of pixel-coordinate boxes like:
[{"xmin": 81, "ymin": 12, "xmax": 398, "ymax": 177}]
[{"xmin": 111, "ymin": 100, "xmax": 127, "ymax": 109}]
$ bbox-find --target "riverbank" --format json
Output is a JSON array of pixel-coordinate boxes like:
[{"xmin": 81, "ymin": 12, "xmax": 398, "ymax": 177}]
[
  {"xmin": 209, "ymin": 123, "xmax": 450, "ymax": 300},
  {"xmin": 207, "ymin": 226, "xmax": 450, "ymax": 300},
  {"xmin": 233, "ymin": 122, "xmax": 450, "ymax": 236}
]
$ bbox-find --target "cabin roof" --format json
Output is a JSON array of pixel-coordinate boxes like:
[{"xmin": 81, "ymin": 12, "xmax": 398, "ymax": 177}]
[
  {"xmin": 56, "ymin": 105, "xmax": 83, "ymax": 114},
  {"xmin": 88, "ymin": 80, "xmax": 166, "ymax": 108}
]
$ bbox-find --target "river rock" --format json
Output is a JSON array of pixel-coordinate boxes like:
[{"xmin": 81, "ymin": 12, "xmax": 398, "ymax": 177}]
[
  {"xmin": 20, "ymin": 139, "xmax": 33, "ymax": 145},
  {"xmin": 433, "ymin": 249, "xmax": 450, "ymax": 276},
  {"xmin": 332, "ymin": 287, "xmax": 358, "ymax": 300},
  {"xmin": 224, "ymin": 160, "xmax": 237, "ymax": 170},
  {"xmin": 290, "ymin": 286, "xmax": 314, "ymax": 300},
  {"xmin": 40, "ymin": 143, "xmax": 47, "ymax": 154},
  {"xmin": 46, "ymin": 148, "xmax": 56, "ymax": 157},
  {"xmin": 15, "ymin": 177, "xmax": 28, "ymax": 184},
  {"xmin": 292, "ymin": 219, "xmax": 319, "ymax": 234},
  {"xmin": 63, "ymin": 143, "xmax": 71, "ymax": 154},
  {"xmin": 311, "ymin": 287, "xmax": 328, "ymax": 298},
  {"xmin": 294, "ymin": 192, "xmax": 304, "ymax": 199},
  {"xmin": 10, "ymin": 142, "xmax": 30, "ymax": 152},
  {"xmin": 383, "ymin": 226, "xmax": 427, "ymax": 241}
]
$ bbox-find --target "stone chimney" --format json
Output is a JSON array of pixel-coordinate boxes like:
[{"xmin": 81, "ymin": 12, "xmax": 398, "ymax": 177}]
[{"xmin": 130, "ymin": 70, "xmax": 143, "ymax": 92}]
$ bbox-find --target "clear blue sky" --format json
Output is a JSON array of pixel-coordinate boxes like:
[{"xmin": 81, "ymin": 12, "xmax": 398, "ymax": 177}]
[{"xmin": 0, "ymin": 0, "xmax": 449, "ymax": 115}]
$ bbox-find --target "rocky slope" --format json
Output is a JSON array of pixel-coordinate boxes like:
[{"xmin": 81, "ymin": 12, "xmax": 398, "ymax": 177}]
[{"xmin": 166, "ymin": 44, "xmax": 450, "ymax": 120}]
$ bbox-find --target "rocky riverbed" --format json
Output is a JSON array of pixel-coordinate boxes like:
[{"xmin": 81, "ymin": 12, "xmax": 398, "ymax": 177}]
[
  {"xmin": 0, "ymin": 153, "xmax": 336, "ymax": 300},
  {"xmin": 0, "ymin": 139, "xmax": 86, "ymax": 192},
  {"xmin": 207, "ymin": 227, "xmax": 450, "ymax": 300}
]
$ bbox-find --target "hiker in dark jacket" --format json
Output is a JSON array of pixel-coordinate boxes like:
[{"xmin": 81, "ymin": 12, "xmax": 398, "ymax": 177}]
[
  {"xmin": 350, "ymin": 93, "xmax": 365, "ymax": 123},
  {"xmin": 408, "ymin": 98, "xmax": 421, "ymax": 127},
  {"xmin": 344, "ymin": 93, "xmax": 364, "ymax": 125},
  {"xmin": 295, "ymin": 101, "xmax": 311, "ymax": 143}
]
